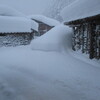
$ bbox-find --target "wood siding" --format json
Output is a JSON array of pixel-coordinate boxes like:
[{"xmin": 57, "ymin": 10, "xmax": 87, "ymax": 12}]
[
  {"xmin": 0, "ymin": 32, "xmax": 34, "ymax": 47},
  {"xmin": 32, "ymin": 19, "xmax": 53, "ymax": 36},
  {"xmin": 65, "ymin": 14, "xmax": 100, "ymax": 59}
]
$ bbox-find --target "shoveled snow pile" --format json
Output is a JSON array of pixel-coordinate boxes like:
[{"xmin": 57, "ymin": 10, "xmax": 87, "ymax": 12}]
[
  {"xmin": 0, "ymin": 5, "xmax": 25, "ymax": 17},
  {"xmin": 31, "ymin": 25, "xmax": 72, "ymax": 51},
  {"xmin": 61, "ymin": 0, "xmax": 100, "ymax": 22},
  {"xmin": 28, "ymin": 15, "xmax": 60, "ymax": 26}
]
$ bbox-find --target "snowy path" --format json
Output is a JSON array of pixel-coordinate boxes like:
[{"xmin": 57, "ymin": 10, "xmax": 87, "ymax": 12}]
[{"xmin": 0, "ymin": 46, "xmax": 100, "ymax": 100}]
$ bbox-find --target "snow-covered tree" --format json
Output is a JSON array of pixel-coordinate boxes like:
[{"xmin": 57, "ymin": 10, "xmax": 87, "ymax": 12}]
[{"xmin": 43, "ymin": 0, "xmax": 76, "ymax": 21}]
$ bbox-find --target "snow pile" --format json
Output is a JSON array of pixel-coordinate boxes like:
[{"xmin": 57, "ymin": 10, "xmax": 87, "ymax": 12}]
[
  {"xmin": 0, "ymin": 16, "xmax": 33, "ymax": 33},
  {"xmin": 0, "ymin": 5, "xmax": 25, "ymax": 17},
  {"xmin": 28, "ymin": 15, "xmax": 60, "ymax": 26},
  {"xmin": 61, "ymin": 0, "xmax": 100, "ymax": 22},
  {"xmin": 31, "ymin": 25, "xmax": 72, "ymax": 51}
]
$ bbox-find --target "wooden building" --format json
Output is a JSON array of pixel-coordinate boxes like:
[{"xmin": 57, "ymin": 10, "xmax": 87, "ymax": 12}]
[
  {"xmin": 0, "ymin": 16, "xmax": 37, "ymax": 47},
  {"xmin": 65, "ymin": 14, "xmax": 100, "ymax": 59},
  {"xmin": 28, "ymin": 15, "xmax": 60, "ymax": 36},
  {"xmin": 61, "ymin": 0, "xmax": 100, "ymax": 59},
  {"xmin": 0, "ymin": 32, "xmax": 34, "ymax": 47}
]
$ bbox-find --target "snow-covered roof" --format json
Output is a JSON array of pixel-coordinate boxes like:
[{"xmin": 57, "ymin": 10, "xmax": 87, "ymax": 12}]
[
  {"xmin": 30, "ymin": 19, "xmax": 39, "ymax": 32},
  {"xmin": 28, "ymin": 15, "xmax": 60, "ymax": 26},
  {"xmin": 60, "ymin": 0, "xmax": 100, "ymax": 22},
  {"xmin": 0, "ymin": 16, "xmax": 38, "ymax": 33},
  {"xmin": 0, "ymin": 5, "xmax": 25, "ymax": 17}
]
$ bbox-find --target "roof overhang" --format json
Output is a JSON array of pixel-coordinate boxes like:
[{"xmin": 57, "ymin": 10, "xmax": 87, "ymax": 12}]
[{"xmin": 64, "ymin": 14, "xmax": 100, "ymax": 26}]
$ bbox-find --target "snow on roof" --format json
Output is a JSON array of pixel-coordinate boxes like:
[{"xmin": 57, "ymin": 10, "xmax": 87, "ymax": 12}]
[
  {"xmin": 31, "ymin": 24, "xmax": 72, "ymax": 51},
  {"xmin": 60, "ymin": 0, "xmax": 100, "ymax": 22},
  {"xmin": 28, "ymin": 15, "xmax": 60, "ymax": 26},
  {"xmin": 31, "ymin": 19, "xmax": 39, "ymax": 32},
  {"xmin": 0, "ymin": 16, "xmax": 38, "ymax": 33},
  {"xmin": 0, "ymin": 5, "xmax": 25, "ymax": 17}
]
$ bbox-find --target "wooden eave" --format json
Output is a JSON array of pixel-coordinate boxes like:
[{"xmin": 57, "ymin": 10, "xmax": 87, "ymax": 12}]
[
  {"xmin": 0, "ymin": 32, "xmax": 31, "ymax": 34},
  {"xmin": 64, "ymin": 14, "xmax": 100, "ymax": 26}
]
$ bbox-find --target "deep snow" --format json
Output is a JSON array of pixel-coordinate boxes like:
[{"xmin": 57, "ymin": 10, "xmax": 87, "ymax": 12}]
[
  {"xmin": 0, "ymin": 5, "xmax": 39, "ymax": 32},
  {"xmin": 0, "ymin": 5, "xmax": 25, "ymax": 17},
  {"xmin": 31, "ymin": 25, "xmax": 72, "ymax": 51},
  {"xmin": 0, "ymin": 16, "xmax": 38, "ymax": 32},
  {"xmin": 0, "ymin": 25, "xmax": 100, "ymax": 100},
  {"xmin": 28, "ymin": 15, "xmax": 60, "ymax": 26},
  {"xmin": 61, "ymin": 0, "xmax": 100, "ymax": 22},
  {"xmin": 0, "ymin": 16, "xmax": 32, "ymax": 33}
]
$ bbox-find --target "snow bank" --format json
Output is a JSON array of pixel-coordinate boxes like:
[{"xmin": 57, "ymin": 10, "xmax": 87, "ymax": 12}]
[
  {"xmin": 0, "ymin": 5, "xmax": 25, "ymax": 17},
  {"xmin": 61, "ymin": 0, "xmax": 100, "ymax": 22},
  {"xmin": 28, "ymin": 15, "xmax": 60, "ymax": 26},
  {"xmin": 31, "ymin": 25, "xmax": 72, "ymax": 52}
]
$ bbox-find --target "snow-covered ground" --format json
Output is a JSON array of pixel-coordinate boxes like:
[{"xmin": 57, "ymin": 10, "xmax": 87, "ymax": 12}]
[{"xmin": 0, "ymin": 25, "xmax": 100, "ymax": 100}]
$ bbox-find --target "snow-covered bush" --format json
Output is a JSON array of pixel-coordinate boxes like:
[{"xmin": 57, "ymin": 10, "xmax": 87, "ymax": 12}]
[{"xmin": 30, "ymin": 24, "xmax": 72, "ymax": 52}]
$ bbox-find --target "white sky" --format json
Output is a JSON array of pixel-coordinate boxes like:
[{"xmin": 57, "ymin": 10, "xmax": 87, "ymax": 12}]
[{"xmin": 0, "ymin": 0, "xmax": 52, "ymax": 15}]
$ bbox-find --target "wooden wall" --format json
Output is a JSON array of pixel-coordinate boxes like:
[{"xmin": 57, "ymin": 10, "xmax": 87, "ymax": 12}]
[
  {"xmin": 32, "ymin": 19, "xmax": 53, "ymax": 36},
  {"xmin": 0, "ymin": 32, "xmax": 34, "ymax": 47},
  {"xmin": 71, "ymin": 23, "xmax": 100, "ymax": 59}
]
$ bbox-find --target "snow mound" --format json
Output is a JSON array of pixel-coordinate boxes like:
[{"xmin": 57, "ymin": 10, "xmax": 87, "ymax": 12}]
[
  {"xmin": 0, "ymin": 5, "xmax": 25, "ymax": 17},
  {"xmin": 30, "ymin": 24, "xmax": 72, "ymax": 52},
  {"xmin": 61, "ymin": 0, "xmax": 100, "ymax": 22},
  {"xmin": 28, "ymin": 15, "xmax": 60, "ymax": 26}
]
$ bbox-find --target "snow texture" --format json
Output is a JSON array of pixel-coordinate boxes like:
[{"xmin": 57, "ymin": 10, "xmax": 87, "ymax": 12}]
[
  {"xmin": 0, "ymin": 41, "xmax": 100, "ymax": 100},
  {"xmin": 0, "ymin": 2, "xmax": 100, "ymax": 100},
  {"xmin": 43, "ymin": 0, "xmax": 76, "ymax": 21},
  {"xmin": 0, "ymin": 5, "xmax": 25, "ymax": 17},
  {"xmin": 28, "ymin": 15, "xmax": 60, "ymax": 26},
  {"xmin": 30, "ymin": 19, "xmax": 39, "ymax": 32},
  {"xmin": 61, "ymin": 0, "xmax": 100, "ymax": 22},
  {"xmin": 0, "ymin": 16, "xmax": 32, "ymax": 33},
  {"xmin": 0, "ymin": 5, "xmax": 39, "ymax": 32},
  {"xmin": 31, "ymin": 24, "xmax": 72, "ymax": 52}
]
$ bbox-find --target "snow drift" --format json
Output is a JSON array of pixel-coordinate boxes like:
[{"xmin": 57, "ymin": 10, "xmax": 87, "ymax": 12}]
[{"xmin": 31, "ymin": 25, "xmax": 72, "ymax": 52}]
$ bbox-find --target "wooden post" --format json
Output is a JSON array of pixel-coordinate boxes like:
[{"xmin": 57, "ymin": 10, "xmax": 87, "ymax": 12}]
[
  {"xmin": 89, "ymin": 23, "xmax": 95, "ymax": 59},
  {"xmin": 72, "ymin": 27, "xmax": 76, "ymax": 51},
  {"xmin": 97, "ymin": 26, "xmax": 100, "ymax": 59},
  {"xmin": 86, "ymin": 24, "xmax": 90, "ymax": 54},
  {"xmin": 82, "ymin": 24, "xmax": 85, "ymax": 53}
]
